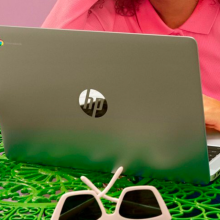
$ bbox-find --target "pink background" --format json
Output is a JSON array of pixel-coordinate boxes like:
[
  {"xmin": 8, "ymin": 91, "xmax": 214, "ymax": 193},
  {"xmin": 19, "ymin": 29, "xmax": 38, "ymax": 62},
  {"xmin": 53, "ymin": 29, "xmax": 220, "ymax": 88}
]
[{"xmin": 0, "ymin": 0, "xmax": 56, "ymax": 27}]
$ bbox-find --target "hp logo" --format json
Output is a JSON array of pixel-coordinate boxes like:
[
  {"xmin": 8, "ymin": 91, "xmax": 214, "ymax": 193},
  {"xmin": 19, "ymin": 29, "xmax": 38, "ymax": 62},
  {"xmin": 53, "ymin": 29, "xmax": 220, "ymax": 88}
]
[{"xmin": 79, "ymin": 89, "xmax": 108, "ymax": 118}]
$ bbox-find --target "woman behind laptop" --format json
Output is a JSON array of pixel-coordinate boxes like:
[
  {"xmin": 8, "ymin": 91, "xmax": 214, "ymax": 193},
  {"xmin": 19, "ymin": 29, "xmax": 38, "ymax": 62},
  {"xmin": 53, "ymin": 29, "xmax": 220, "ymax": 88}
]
[{"xmin": 41, "ymin": 0, "xmax": 220, "ymax": 132}]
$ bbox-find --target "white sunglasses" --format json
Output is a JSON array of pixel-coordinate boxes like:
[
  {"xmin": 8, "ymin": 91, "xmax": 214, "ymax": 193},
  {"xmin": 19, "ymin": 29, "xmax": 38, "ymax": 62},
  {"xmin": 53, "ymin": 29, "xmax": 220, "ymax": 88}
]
[{"xmin": 51, "ymin": 167, "xmax": 171, "ymax": 220}]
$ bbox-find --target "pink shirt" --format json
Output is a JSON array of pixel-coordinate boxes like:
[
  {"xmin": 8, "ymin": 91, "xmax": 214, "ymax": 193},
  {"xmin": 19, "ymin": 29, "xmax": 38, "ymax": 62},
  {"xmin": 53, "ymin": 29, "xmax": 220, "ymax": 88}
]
[{"xmin": 41, "ymin": 0, "xmax": 220, "ymax": 101}]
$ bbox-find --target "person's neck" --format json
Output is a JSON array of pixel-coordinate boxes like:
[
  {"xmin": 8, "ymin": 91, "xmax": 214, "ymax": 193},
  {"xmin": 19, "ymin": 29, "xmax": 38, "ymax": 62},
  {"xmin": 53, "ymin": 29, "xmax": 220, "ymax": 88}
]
[{"xmin": 149, "ymin": 0, "xmax": 199, "ymax": 29}]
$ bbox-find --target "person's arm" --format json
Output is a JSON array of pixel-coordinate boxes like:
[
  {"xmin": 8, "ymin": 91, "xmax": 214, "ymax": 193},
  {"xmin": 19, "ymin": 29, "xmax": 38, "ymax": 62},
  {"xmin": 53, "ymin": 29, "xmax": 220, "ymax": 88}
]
[
  {"xmin": 203, "ymin": 95, "xmax": 220, "ymax": 132},
  {"xmin": 41, "ymin": 0, "xmax": 104, "ymax": 30}
]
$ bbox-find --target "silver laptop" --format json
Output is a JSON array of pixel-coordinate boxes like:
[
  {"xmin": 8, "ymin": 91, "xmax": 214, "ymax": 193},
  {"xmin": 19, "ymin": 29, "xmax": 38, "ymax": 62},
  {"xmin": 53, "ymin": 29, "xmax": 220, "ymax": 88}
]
[{"xmin": 0, "ymin": 25, "xmax": 220, "ymax": 184}]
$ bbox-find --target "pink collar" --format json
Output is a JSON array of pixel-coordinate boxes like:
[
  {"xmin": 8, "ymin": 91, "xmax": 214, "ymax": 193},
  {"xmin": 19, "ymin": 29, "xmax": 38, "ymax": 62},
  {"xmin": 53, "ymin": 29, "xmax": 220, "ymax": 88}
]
[{"xmin": 136, "ymin": 0, "xmax": 219, "ymax": 35}]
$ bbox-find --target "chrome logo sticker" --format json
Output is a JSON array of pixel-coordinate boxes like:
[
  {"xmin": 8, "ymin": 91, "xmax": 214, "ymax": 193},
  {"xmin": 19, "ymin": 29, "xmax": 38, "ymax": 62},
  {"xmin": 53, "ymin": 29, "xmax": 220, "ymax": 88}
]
[
  {"xmin": 79, "ymin": 89, "xmax": 108, "ymax": 118},
  {"xmin": 0, "ymin": 39, "xmax": 4, "ymax": 46}
]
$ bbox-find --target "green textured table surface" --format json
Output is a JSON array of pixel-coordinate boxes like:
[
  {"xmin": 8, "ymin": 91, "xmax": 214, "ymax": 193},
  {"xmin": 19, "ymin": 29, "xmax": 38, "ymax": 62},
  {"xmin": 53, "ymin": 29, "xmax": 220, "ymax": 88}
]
[{"xmin": 1, "ymin": 129, "xmax": 220, "ymax": 219}]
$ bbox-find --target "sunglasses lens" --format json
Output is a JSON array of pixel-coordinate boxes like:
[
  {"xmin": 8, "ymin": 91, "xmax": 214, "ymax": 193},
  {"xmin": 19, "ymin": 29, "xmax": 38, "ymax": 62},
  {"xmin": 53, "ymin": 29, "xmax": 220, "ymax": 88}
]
[
  {"xmin": 59, "ymin": 194, "xmax": 102, "ymax": 220},
  {"xmin": 119, "ymin": 190, "xmax": 162, "ymax": 219}
]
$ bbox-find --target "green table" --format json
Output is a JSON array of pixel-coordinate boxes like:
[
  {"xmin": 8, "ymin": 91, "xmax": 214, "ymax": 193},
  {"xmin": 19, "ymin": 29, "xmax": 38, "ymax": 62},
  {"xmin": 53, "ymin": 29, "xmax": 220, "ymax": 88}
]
[{"xmin": 1, "ymin": 130, "xmax": 220, "ymax": 219}]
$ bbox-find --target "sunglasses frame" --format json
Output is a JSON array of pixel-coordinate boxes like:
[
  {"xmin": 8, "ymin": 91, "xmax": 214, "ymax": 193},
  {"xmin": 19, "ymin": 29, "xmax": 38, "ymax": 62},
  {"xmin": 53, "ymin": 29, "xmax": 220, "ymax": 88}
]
[{"xmin": 51, "ymin": 185, "xmax": 171, "ymax": 220}]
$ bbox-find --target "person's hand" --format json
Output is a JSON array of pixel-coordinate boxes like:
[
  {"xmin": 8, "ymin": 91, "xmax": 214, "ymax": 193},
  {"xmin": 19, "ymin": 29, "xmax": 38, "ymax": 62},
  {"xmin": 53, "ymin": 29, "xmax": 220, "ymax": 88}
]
[{"xmin": 203, "ymin": 95, "xmax": 220, "ymax": 132}]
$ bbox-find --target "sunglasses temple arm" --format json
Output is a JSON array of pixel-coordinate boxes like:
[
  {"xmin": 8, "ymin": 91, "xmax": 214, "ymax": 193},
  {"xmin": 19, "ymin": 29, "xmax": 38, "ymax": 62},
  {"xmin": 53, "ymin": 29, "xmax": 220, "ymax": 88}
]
[
  {"xmin": 80, "ymin": 166, "xmax": 123, "ymax": 202},
  {"xmin": 98, "ymin": 166, "xmax": 123, "ymax": 198},
  {"xmin": 81, "ymin": 176, "xmax": 119, "ymax": 203}
]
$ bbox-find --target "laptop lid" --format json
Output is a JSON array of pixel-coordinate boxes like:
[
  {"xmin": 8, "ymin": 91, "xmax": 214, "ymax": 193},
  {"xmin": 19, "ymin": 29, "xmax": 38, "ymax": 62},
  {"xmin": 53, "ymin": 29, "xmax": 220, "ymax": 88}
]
[{"xmin": 0, "ymin": 25, "xmax": 210, "ymax": 184}]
